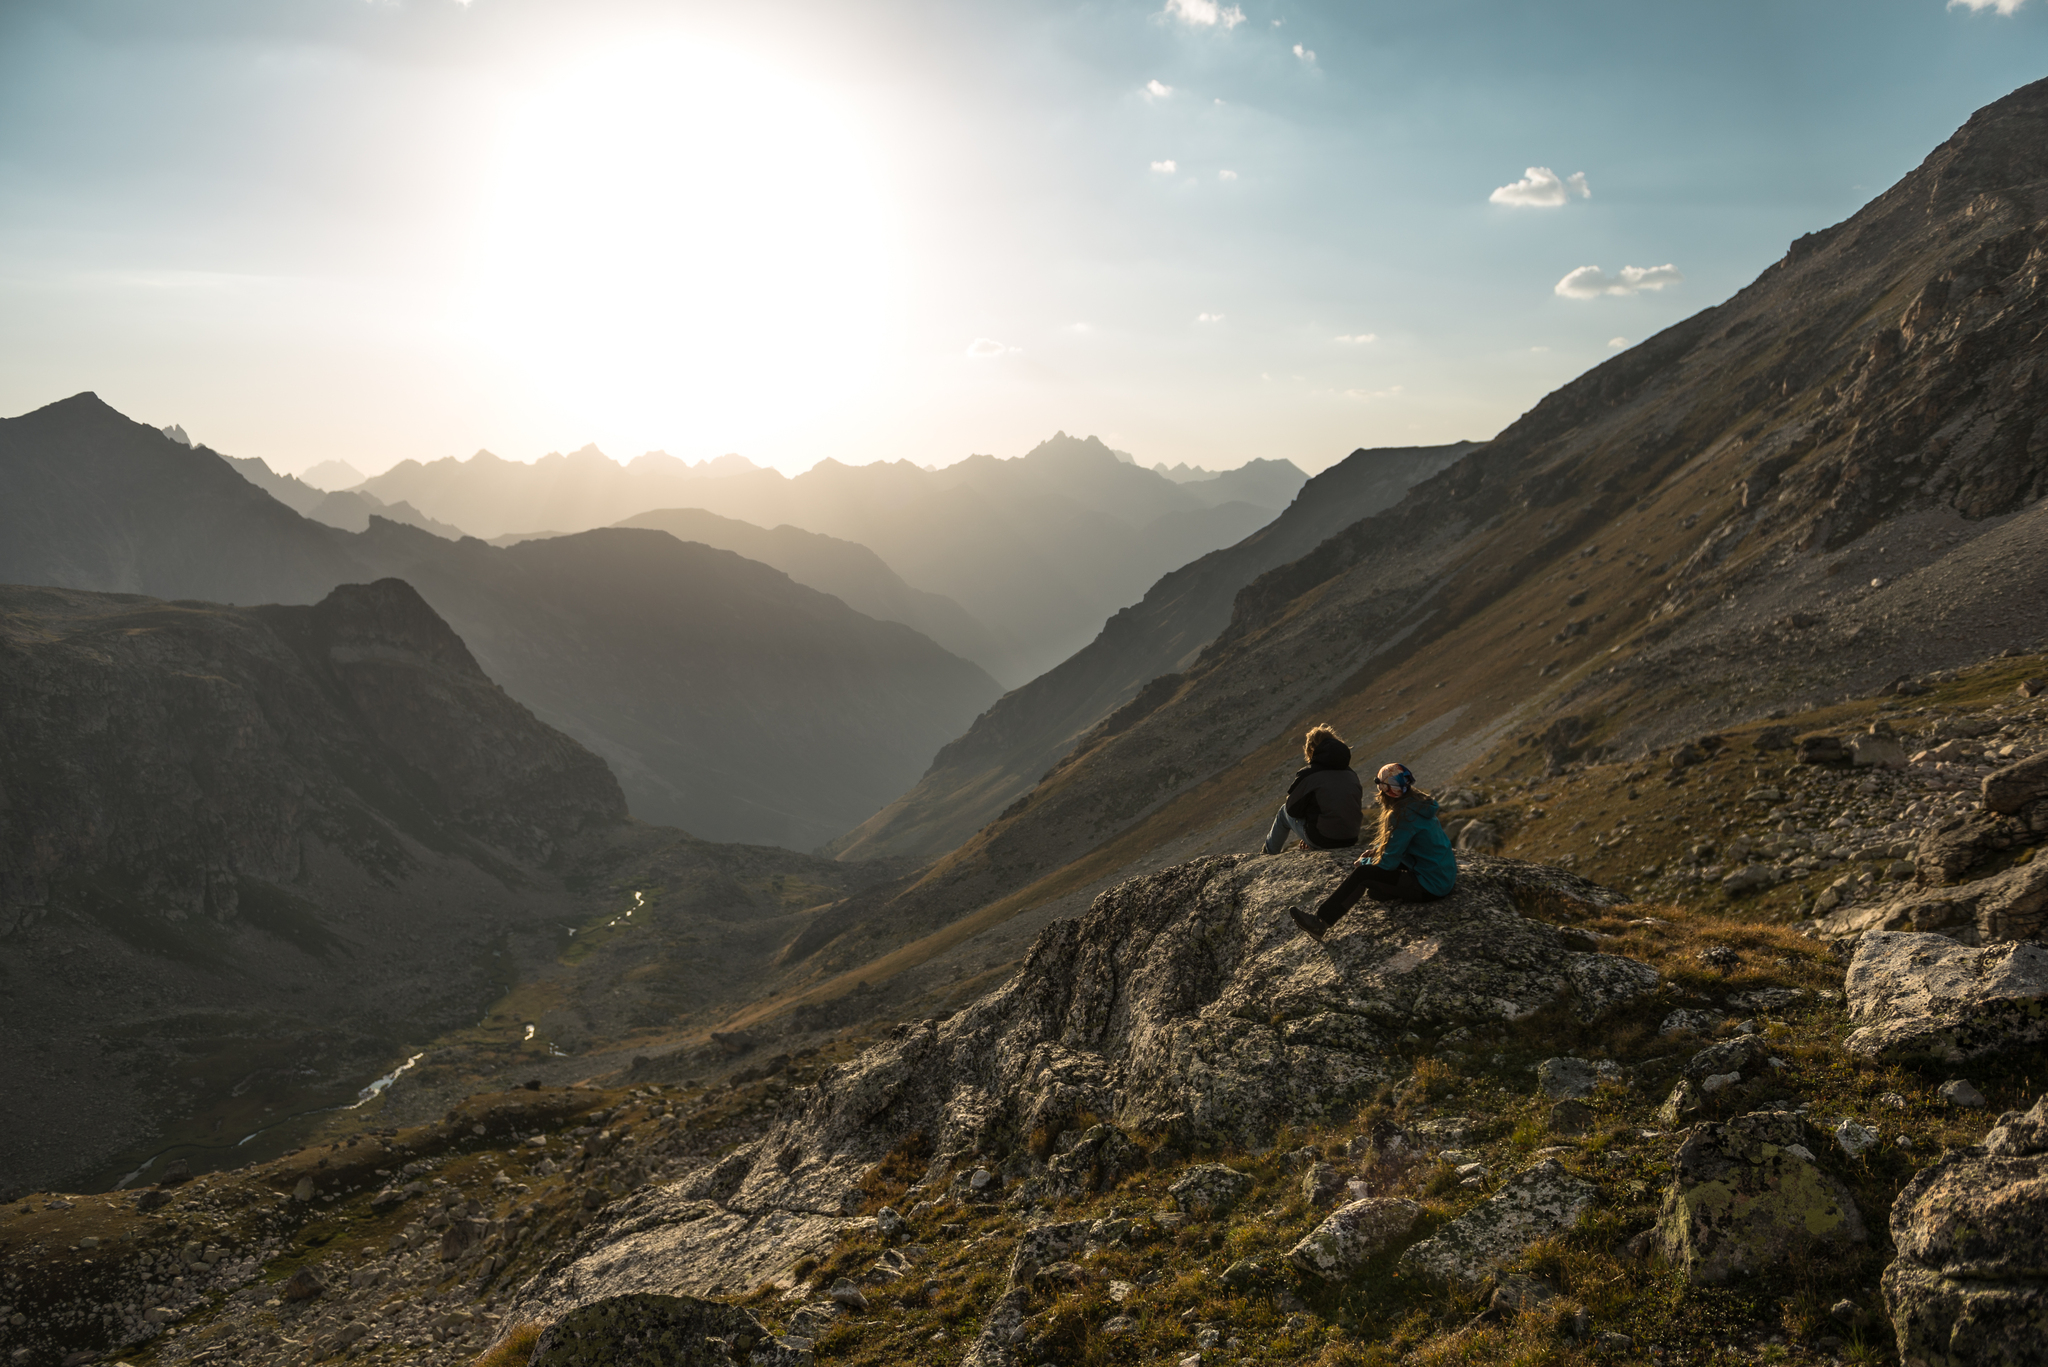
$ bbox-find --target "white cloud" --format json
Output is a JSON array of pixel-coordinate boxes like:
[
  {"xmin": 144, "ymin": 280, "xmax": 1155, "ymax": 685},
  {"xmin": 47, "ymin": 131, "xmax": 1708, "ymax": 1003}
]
[
  {"xmin": 1151, "ymin": 159, "xmax": 1178, "ymax": 173},
  {"xmin": 1162, "ymin": 0, "xmax": 1247, "ymax": 27},
  {"xmin": 1144, "ymin": 79, "xmax": 1174, "ymax": 100},
  {"xmin": 1197, "ymin": 312, "xmax": 1225, "ymax": 323},
  {"xmin": 1553, "ymin": 263, "xmax": 1684, "ymax": 299},
  {"xmin": 1530, "ymin": 346, "xmax": 1551, "ymax": 353},
  {"xmin": 1607, "ymin": 336, "xmax": 1628, "ymax": 349},
  {"xmin": 1218, "ymin": 168, "xmax": 1238, "ymax": 181},
  {"xmin": 1293, "ymin": 43, "xmax": 1317, "ymax": 62},
  {"xmin": 965, "ymin": 337, "xmax": 1017, "ymax": 358},
  {"xmin": 1489, "ymin": 166, "xmax": 1592, "ymax": 207},
  {"xmin": 1068, "ymin": 322, "xmax": 1092, "ymax": 333},
  {"xmin": 1343, "ymin": 385, "xmax": 1401, "ymax": 401},
  {"xmin": 1333, "ymin": 333, "xmax": 1377, "ymax": 345},
  {"xmin": 1949, "ymin": 0, "xmax": 2027, "ymax": 12}
]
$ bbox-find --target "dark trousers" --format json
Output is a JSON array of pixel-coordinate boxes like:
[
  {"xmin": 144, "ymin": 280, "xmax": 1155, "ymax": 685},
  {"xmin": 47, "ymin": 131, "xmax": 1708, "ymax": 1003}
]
[{"xmin": 1316, "ymin": 862, "xmax": 1442, "ymax": 926}]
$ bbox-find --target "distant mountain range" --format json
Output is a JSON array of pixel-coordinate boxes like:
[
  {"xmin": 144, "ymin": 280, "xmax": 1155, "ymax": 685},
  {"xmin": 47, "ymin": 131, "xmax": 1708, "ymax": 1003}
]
[
  {"xmin": 0, "ymin": 396, "xmax": 1000, "ymax": 848},
  {"xmin": 348, "ymin": 433, "xmax": 1306, "ymax": 682},
  {"xmin": 830, "ymin": 440, "xmax": 1477, "ymax": 859}
]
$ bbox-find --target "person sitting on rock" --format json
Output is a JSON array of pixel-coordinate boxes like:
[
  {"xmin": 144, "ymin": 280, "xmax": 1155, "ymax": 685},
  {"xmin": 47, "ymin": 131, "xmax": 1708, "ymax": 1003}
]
[
  {"xmin": 1288, "ymin": 762, "xmax": 1458, "ymax": 941},
  {"xmin": 1262, "ymin": 724, "xmax": 1364, "ymax": 855}
]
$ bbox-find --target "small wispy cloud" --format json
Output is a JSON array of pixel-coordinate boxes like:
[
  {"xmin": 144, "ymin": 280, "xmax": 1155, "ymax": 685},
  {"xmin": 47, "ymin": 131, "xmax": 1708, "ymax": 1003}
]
[
  {"xmin": 1554, "ymin": 264, "xmax": 1684, "ymax": 299},
  {"xmin": 1217, "ymin": 168, "xmax": 1238, "ymax": 181},
  {"xmin": 1948, "ymin": 0, "xmax": 2027, "ymax": 13},
  {"xmin": 1293, "ymin": 43, "xmax": 1317, "ymax": 62},
  {"xmin": 1530, "ymin": 346, "xmax": 1551, "ymax": 353},
  {"xmin": 1489, "ymin": 167, "xmax": 1591, "ymax": 207},
  {"xmin": 1151, "ymin": 159, "xmax": 1178, "ymax": 173},
  {"xmin": 1162, "ymin": 0, "xmax": 1247, "ymax": 28},
  {"xmin": 1333, "ymin": 333, "xmax": 1377, "ymax": 345},
  {"xmin": 1144, "ymin": 79, "xmax": 1174, "ymax": 100},
  {"xmin": 1343, "ymin": 385, "xmax": 1401, "ymax": 401},
  {"xmin": 1068, "ymin": 322, "xmax": 1092, "ymax": 333},
  {"xmin": 1607, "ymin": 336, "xmax": 1628, "ymax": 349},
  {"xmin": 965, "ymin": 337, "xmax": 1018, "ymax": 358},
  {"xmin": 1197, "ymin": 312, "xmax": 1225, "ymax": 323}
]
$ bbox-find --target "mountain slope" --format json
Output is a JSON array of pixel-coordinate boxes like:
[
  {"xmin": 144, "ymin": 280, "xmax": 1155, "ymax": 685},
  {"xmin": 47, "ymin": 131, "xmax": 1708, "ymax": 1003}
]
[
  {"xmin": 829, "ymin": 441, "xmax": 1477, "ymax": 860},
  {"xmin": 0, "ymin": 395, "xmax": 363, "ymax": 605},
  {"xmin": 354, "ymin": 521, "xmax": 1004, "ymax": 848},
  {"xmin": 0, "ymin": 578, "xmax": 626, "ymax": 1194},
  {"xmin": 0, "ymin": 397, "xmax": 1000, "ymax": 849},
  {"xmin": 608, "ymin": 508, "xmax": 1004, "ymax": 678},
  {"xmin": 707, "ymin": 76, "xmax": 2048, "ymax": 1035},
  {"xmin": 359, "ymin": 432, "xmax": 1289, "ymax": 681}
]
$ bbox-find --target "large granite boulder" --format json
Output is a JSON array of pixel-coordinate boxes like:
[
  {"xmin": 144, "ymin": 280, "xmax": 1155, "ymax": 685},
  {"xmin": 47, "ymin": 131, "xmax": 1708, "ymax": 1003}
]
[
  {"xmin": 1287, "ymin": 1198, "xmax": 1423, "ymax": 1282},
  {"xmin": 513, "ymin": 855, "xmax": 1653, "ymax": 1322},
  {"xmin": 1844, "ymin": 932, "xmax": 2048, "ymax": 1062},
  {"xmin": 1883, "ymin": 1095, "xmax": 2048, "ymax": 1367},
  {"xmin": 1396, "ymin": 1160, "xmax": 1598, "ymax": 1291},
  {"xmin": 1656, "ymin": 1111, "xmax": 1865, "ymax": 1285}
]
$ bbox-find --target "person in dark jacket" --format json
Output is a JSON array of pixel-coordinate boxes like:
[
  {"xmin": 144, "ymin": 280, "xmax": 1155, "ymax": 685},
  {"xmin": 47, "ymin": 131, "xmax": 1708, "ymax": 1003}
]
[
  {"xmin": 1262, "ymin": 724, "xmax": 1364, "ymax": 854},
  {"xmin": 1288, "ymin": 761, "xmax": 1457, "ymax": 941}
]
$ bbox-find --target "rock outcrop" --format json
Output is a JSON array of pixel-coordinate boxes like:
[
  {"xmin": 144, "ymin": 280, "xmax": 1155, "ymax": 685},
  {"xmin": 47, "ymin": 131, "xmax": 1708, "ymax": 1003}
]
[
  {"xmin": 1287, "ymin": 1198, "xmax": 1423, "ymax": 1282},
  {"xmin": 1883, "ymin": 1095, "xmax": 2048, "ymax": 1367},
  {"xmin": 1825, "ymin": 860, "xmax": 2048, "ymax": 946},
  {"xmin": 515, "ymin": 854, "xmax": 1655, "ymax": 1316},
  {"xmin": 528, "ymin": 1292, "xmax": 809, "ymax": 1366},
  {"xmin": 1657, "ymin": 1111, "xmax": 1865, "ymax": 1285},
  {"xmin": 1395, "ymin": 1160, "xmax": 1598, "ymax": 1292},
  {"xmin": 1844, "ymin": 932, "xmax": 2048, "ymax": 1061}
]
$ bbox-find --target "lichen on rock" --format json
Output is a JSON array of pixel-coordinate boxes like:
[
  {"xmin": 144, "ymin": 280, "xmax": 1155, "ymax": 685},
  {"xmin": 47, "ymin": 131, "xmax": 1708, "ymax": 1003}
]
[
  {"xmin": 1396, "ymin": 1159, "xmax": 1597, "ymax": 1291},
  {"xmin": 1656, "ymin": 1110, "xmax": 1865, "ymax": 1285}
]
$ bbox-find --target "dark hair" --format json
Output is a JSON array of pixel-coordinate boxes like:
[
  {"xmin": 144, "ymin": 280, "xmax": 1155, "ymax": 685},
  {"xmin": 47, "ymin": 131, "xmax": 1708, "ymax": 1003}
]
[{"xmin": 1302, "ymin": 724, "xmax": 1344, "ymax": 763}]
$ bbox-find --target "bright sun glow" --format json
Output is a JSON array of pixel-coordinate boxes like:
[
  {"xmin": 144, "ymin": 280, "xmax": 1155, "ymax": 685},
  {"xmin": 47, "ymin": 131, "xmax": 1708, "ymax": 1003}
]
[{"xmin": 466, "ymin": 38, "xmax": 900, "ymax": 452}]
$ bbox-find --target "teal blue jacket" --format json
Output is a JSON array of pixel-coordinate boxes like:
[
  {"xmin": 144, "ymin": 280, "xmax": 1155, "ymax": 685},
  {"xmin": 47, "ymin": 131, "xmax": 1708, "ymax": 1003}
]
[{"xmin": 1358, "ymin": 795, "xmax": 1459, "ymax": 896}]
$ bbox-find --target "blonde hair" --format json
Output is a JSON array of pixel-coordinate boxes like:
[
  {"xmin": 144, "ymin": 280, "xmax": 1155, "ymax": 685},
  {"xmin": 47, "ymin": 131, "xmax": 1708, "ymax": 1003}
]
[
  {"xmin": 1370, "ymin": 783, "xmax": 1436, "ymax": 857},
  {"xmin": 1302, "ymin": 724, "xmax": 1344, "ymax": 763}
]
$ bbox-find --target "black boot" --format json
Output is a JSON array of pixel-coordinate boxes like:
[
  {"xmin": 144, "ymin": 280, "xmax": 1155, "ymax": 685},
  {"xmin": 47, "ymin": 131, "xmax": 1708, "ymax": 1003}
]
[{"xmin": 1288, "ymin": 906, "xmax": 1329, "ymax": 942}]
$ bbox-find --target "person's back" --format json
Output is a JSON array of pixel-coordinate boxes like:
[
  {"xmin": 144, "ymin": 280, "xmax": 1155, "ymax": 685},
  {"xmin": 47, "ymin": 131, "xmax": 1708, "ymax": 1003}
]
[{"xmin": 1263, "ymin": 725, "xmax": 1362, "ymax": 853}]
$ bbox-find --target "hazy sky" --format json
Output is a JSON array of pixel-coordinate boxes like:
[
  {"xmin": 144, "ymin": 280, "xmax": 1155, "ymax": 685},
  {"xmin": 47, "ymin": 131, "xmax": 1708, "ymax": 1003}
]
[{"xmin": 2, "ymin": 1, "xmax": 2044, "ymax": 478}]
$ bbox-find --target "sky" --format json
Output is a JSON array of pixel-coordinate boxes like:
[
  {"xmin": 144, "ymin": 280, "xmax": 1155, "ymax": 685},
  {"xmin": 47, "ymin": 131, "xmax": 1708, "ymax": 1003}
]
[{"xmin": 1, "ymin": 1, "xmax": 2045, "ymax": 479}]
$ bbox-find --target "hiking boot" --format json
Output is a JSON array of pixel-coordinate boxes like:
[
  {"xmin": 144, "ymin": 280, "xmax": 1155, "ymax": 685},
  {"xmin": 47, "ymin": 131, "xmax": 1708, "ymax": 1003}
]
[{"xmin": 1288, "ymin": 906, "xmax": 1329, "ymax": 942}]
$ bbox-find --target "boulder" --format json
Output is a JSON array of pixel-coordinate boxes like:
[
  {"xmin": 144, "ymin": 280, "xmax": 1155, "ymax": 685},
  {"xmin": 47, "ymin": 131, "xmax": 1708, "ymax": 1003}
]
[
  {"xmin": 1818, "ymin": 860, "xmax": 2048, "ymax": 945},
  {"xmin": 1915, "ymin": 811, "xmax": 2036, "ymax": 887},
  {"xmin": 1851, "ymin": 733, "xmax": 1910, "ymax": 769},
  {"xmin": 528, "ymin": 1293, "xmax": 785, "ymax": 1366},
  {"xmin": 1844, "ymin": 932, "xmax": 2048, "ymax": 1062},
  {"xmin": 1882, "ymin": 1095, "xmax": 2048, "ymax": 1367},
  {"xmin": 1285, "ymin": 1198, "xmax": 1423, "ymax": 1282},
  {"xmin": 1684, "ymin": 1035, "xmax": 1769, "ymax": 1082},
  {"xmin": 1169, "ymin": 1164, "xmax": 1255, "ymax": 1217},
  {"xmin": 511, "ymin": 856, "xmax": 1653, "ymax": 1318},
  {"xmin": 1983, "ymin": 751, "xmax": 2048, "ymax": 815},
  {"xmin": 1301, "ymin": 1162, "xmax": 1348, "ymax": 1207},
  {"xmin": 1043, "ymin": 1123, "xmax": 1142, "ymax": 1196},
  {"xmin": 1657, "ymin": 1111, "xmax": 1865, "ymax": 1285},
  {"xmin": 1798, "ymin": 736, "xmax": 1848, "ymax": 765},
  {"xmin": 1536, "ymin": 1057, "xmax": 1605, "ymax": 1100},
  {"xmin": 1396, "ymin": 1160, "xmax": 1598, "ymax": 1291}
]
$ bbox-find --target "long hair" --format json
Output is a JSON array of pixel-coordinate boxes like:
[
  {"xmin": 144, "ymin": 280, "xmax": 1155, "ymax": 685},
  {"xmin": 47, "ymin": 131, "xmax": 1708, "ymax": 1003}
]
[{"xmin": 1371, "ymin": 783, "xmax": 1437, "ymax": 857}]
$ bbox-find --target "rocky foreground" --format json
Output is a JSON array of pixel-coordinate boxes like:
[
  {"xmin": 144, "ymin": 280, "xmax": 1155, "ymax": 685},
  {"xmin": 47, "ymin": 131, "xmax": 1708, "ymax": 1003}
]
[{"xmin": 8, "ymin": 808, "xmax": 2047, "ymax": 1367}]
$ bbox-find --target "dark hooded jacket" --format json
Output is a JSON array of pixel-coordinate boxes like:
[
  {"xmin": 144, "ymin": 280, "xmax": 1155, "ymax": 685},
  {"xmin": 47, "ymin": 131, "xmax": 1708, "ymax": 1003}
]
[{"xmin": 1283, "ymin": 736, "xmax": 1363, "ymax": 848}]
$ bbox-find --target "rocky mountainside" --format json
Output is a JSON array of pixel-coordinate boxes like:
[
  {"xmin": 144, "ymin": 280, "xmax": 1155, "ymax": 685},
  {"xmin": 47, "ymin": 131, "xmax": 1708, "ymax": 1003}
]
[
  {"xmin": 0, "ymin": 396, "xmax": 363, "ymax": 606},
  {"xmin": 740, "ymin": 76, "xmax": 2048, "ymax": 1016},
  {"xmin": 357, "ymin": 521, "xmax": 1003, "ymax": 849},
  {"xmin": 603, "ymin": 509, "xmax": 1003, "ymax": 683},
  {"xmin": 11, "ymin": 843, "xmax": 2047, "ymax": 1367},
  {"xmin": 828, "ymin": 442, "xmax": 1477, "ymax": 861},
  {"xmin": 0, "ymin": 580, "xmax": 626, "ymax": 1196},
  {"xmin": 357, "ymin": 433, "xmax": 1293, "ymax": 682},
  {"xmin": 0, "ymin": 398, "xmax": 1001, "ymax": 850}
]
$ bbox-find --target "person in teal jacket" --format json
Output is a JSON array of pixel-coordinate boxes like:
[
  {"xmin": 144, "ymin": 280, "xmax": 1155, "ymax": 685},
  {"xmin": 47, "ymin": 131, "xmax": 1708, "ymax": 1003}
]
[{"xmin": 1288, "ymin": 762, "xmax": 1457, "ymax": 941}]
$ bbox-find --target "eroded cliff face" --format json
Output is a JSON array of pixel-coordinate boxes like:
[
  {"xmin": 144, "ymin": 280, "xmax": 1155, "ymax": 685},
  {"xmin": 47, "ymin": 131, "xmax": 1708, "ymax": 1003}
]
[{"xmin": 0, "ymin": 580, "xmax": 626, "ymax": 1196}]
